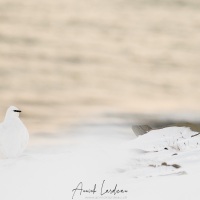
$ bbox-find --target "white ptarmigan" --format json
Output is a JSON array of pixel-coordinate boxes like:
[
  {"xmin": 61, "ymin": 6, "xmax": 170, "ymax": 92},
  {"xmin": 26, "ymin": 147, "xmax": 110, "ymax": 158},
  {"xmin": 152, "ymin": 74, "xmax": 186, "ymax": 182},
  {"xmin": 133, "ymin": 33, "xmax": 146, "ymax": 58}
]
[{"xmin": 0, "ymin": 106, "xmax": 29, "ymax": 158}]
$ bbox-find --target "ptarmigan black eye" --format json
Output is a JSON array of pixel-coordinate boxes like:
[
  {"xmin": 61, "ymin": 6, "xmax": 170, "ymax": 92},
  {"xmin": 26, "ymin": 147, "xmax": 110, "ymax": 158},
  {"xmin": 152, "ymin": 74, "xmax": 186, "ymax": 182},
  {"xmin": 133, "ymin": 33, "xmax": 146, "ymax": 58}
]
[{"xmin": 13, "ymin": 110, "xmax": 21, "ymax": 113}]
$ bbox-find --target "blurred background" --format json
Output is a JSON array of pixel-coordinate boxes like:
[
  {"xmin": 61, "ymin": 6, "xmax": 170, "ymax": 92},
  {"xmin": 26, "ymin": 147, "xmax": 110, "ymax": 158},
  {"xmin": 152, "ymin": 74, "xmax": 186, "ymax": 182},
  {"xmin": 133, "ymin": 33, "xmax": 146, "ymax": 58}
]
[{"xmin": 0, "ymin": 0, "xmax": 200, "ymax": 134}]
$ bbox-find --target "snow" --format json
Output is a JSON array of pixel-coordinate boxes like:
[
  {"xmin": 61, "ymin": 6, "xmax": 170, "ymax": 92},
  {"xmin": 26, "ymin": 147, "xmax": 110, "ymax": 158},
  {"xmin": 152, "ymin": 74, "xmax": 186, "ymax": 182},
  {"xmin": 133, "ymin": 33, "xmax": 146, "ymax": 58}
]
[
  {"xmin": 129, "ymin": 126, "xmax": 199, "ymax": 151},
  {"xmin": 1, "ymin": 116, "xmax": 200, "ymax": 200}
]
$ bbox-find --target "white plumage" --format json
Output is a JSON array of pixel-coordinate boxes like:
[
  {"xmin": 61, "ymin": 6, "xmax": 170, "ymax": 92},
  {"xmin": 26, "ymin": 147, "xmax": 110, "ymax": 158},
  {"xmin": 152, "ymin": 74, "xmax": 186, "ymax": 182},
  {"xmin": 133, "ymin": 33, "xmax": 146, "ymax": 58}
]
[{"xmin": 0, "ymin": 106, "xmax": 29, "ymax": 158}]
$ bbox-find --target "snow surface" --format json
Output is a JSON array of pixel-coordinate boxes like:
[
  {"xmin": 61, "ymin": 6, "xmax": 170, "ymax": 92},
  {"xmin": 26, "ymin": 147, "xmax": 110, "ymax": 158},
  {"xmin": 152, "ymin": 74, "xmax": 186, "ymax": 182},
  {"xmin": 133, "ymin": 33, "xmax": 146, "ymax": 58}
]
[{"xmin": 1, "ymin": 118, "xmax": 200, "ymax": 200}]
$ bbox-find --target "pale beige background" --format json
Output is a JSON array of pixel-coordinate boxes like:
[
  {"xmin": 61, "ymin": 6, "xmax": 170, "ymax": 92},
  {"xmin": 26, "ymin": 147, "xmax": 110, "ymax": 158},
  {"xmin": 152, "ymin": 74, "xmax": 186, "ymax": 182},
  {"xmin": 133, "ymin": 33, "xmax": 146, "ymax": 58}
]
[{"xmin": 0, "ymin": 0, "xmax": 200, "ymax": 133}]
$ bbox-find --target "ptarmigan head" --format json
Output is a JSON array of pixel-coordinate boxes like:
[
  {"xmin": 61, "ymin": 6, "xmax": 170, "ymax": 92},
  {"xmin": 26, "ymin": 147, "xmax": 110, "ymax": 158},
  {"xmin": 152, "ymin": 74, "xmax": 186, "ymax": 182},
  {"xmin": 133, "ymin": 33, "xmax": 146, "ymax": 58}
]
[{"xmin": 5, "ymin": 106, "xmax": 22, "ymax": 119}]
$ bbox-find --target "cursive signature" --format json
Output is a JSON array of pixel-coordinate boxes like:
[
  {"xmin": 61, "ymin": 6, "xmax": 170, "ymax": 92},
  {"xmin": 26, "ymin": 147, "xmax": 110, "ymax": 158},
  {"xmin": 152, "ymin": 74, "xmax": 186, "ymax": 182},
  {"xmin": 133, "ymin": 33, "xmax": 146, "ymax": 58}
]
[{"xmin": 72, "ymin": 180, "xmax": 128, "ymax": 199}]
